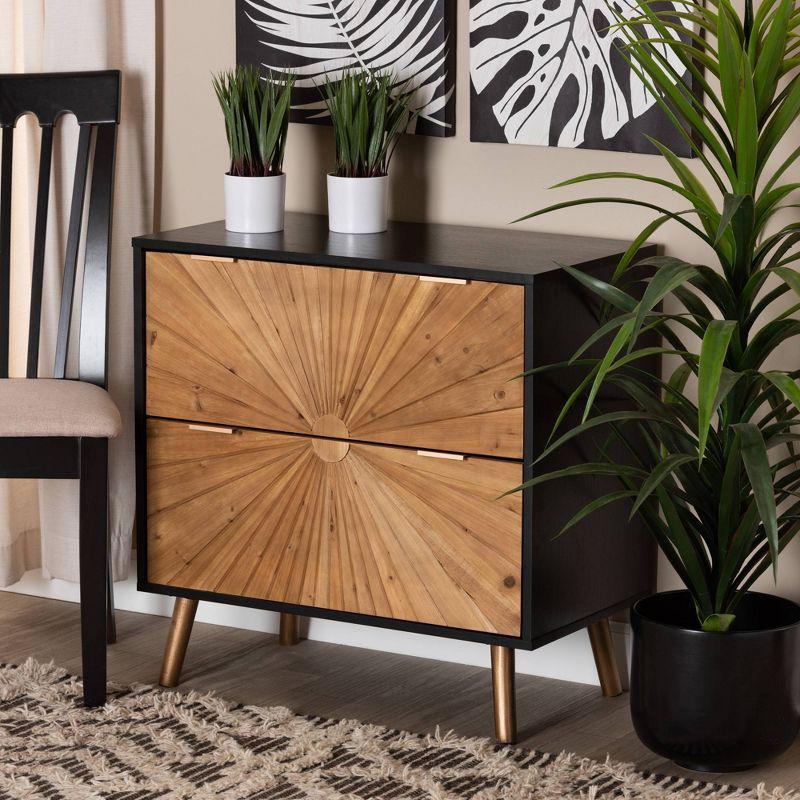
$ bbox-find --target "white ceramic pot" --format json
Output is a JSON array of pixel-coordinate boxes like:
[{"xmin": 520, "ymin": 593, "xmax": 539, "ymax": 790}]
[
  {"xmin": 327, "ymin": 174, "xmax": 388, "ymax": 234},
  {"xmin": 224, "ymin": 173, "xmax": 286, "ymax": 233}
]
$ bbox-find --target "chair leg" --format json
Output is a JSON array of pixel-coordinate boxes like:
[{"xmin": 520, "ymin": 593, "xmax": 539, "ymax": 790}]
[
  {"xmin": 587, "ymin": 618, "xmax": 623, "ymax": 697},
  {"xmin": 490, "ymin": 645, "xmax": 517, "ymax": 744},
  {"xmin": 279, "ymin": 612, "xmax": 300, "ymax": 646},
  {"xmin": 159, "ymin": 597, "xmax": 198, "ymax": 688},
  {"xmin": 79, "ymin": 438, "xmax": 108, "ymax": 707},
  {"xmin": 106, "ymin": 547, "xmax": 116, "ymax": 645}
]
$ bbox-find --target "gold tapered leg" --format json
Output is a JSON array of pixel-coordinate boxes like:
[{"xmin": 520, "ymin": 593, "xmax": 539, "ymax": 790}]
[
  {"xmin": 159, "ymin": 598, "xmax": 198, "ymax": 688},
  {"xmin": 491, "ymin": 645, "xmax": 517, "ymax": 744},
  {"xmin": 587, "ymin": 618, "xmax": 623, "ymax": 697},
  {"xmin": 279, "ymin": 612, "xmax": 300, "ymax": 646}
]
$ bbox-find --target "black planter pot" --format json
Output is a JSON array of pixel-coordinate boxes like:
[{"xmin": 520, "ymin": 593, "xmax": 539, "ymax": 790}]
[{"xmin": 630, "ymin": 591, "xmax": 800, "ymax": 772}]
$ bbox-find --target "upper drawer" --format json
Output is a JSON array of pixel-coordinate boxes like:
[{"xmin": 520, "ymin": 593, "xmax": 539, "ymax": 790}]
[{"xmin": 145, "ymin": 252, "xmax": 524, "ymax": 459}]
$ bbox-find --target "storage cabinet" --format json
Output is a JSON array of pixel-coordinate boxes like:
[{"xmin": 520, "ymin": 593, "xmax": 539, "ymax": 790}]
[{"xmin": 134, "ymin": 213, "xmax": 657, "ymax": 742}]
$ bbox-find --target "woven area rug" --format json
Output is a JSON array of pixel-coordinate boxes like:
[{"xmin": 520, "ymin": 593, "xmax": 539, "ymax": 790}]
[{"xmin": 0, "ymin": 660, "xmax": 794, "ymax": 800}]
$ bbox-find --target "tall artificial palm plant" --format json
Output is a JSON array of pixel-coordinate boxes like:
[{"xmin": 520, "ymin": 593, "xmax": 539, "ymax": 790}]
[{"xmin": 519, "ymin": 0, "xmax": 800, "ymax": 632}]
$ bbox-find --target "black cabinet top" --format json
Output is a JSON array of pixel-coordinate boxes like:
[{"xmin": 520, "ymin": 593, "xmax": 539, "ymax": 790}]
[{"xmin": 133, "ymin": 213, "xmax": 647, "ymax": 284}]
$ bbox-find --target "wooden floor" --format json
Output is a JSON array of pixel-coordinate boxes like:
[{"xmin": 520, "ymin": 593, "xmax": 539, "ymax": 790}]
[{"xmin": 2, "ymin": 593, "xmax": 799, "ymax": 792}]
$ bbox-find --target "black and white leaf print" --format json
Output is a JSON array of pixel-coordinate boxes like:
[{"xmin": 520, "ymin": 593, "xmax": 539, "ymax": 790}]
[
  {"xmin": 236, "ymin": 0, "xmax": 457, "ymax": 138},
  {"xmin": 469, "ymin": 0, "xmax": 694, "ymax": 154}
]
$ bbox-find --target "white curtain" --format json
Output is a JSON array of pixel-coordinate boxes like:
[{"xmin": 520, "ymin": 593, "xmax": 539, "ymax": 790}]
[{"xmin": 0, "ymin": 0, "xmax": 155, "ymax": 586}]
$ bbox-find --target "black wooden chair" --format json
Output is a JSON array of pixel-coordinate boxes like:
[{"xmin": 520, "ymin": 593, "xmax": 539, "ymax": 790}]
[{"xmin": 0, "ymin": 71, "xmax": 121, "ymax": 707}]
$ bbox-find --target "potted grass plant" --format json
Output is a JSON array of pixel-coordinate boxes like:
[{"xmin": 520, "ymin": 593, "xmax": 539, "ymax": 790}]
[
  {"xmin": 322, "ymin": 70, "xmax": 415, "ymax": 234},
  {"xmin": 213, "ymin": 66, "xmax": 295, "ymax": 233},
  {"xmin": 517, "ymin": 0, "xmax": 800, "ymax": 772}
]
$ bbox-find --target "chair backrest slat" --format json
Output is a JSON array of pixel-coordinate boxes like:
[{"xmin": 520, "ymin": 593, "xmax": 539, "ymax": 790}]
[
  {"xmin": 54, "ymin": 124, "xmax": 92, "ymax": 379},
  {"xmin": 26, "ymin": 123, "xmax": 54, "ymax": 378},
  {"xmin": 79, "ymin": 122, "xmax": 116, "ymax": 387},
  {"xmin": 0, "ymin": 70, "xmax": 119, "ymax": 386},
  {"xmin": 0, "ymin": 127, "xmax": 12, "ymax": 378}
]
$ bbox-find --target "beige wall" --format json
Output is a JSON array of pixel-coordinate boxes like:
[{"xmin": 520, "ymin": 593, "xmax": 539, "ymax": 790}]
[{"xmin": 157, "ymin": 0, "xmax": 800, "ymax": 603}]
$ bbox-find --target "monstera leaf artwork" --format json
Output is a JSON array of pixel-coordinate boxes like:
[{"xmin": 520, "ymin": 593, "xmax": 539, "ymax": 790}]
[
  {"xmin": 469, "ymin": 0, "xmax": 696, "ymax": 154},
  {"xmin": 236, "ymin": 0, "xmax": 457, "ymax": 138}
]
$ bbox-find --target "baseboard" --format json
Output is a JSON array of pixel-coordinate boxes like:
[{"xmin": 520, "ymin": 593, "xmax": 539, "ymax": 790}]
[{"xmin": 3, "ymin": 561, "xmax": 632, "ymax": 687}]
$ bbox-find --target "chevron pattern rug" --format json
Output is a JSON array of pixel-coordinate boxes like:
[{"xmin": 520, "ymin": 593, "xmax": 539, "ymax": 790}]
[{"xmin": 0, "ymin": 660, "xmax": 793, "ymax": 800}]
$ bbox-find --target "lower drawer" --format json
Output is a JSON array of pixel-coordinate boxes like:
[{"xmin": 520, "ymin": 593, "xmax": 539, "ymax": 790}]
[{"xmin": 146, "ymin": 418, "xmax": 523, "ymax": 636}]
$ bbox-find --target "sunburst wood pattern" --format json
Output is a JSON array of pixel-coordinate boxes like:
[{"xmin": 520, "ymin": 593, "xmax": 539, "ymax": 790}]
[
  {"xmin": 147, "ymin": 419, "xmax": 523, "ymax": 635},
  {"xmin": 146, "ymin": 252, "xmax": 525, "ymax": 459}
]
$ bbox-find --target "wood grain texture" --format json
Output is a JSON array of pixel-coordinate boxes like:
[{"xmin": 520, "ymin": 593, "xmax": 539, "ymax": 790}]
[
  {"xmin": 146, "ymin": 419, "xmax": 522, "ymax": 635},
  {"xmin": 145, "ymin": 252, "xmax": 524, "ymax": 459},
  {"xmin": 311, "ymin": 415, "xmax": 350, "ymax": 463}
]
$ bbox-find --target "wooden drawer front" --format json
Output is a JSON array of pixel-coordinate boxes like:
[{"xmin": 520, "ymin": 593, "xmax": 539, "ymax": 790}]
[
  {"xmin": 146, "ymin": 252, "xmax": 524, "ymax": 459},
  {"xmin": 146, "ymin": 419, "xmax": 523, "ymax": 636}
]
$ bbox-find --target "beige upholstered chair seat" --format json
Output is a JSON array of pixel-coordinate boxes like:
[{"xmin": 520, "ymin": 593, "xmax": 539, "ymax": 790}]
[{"xmin": 0, "ymin": 379, "xmax": 122, "ymax": 438}]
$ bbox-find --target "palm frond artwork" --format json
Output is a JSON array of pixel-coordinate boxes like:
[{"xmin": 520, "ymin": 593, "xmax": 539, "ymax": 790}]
[
  {"xmin": 469, "ymin": 0, "xmax": 698, "ymax": 155},
  {"xmin": 236, "ymin": 0, "xmax": 457, "ymax": 138}
]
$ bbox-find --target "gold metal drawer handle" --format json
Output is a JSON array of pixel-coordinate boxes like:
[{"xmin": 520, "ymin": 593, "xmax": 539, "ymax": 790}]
[
  {"xmin": 417, "ymin": 450, "xmax": 465, "ymax": 461},
  {"xmin": 419, "ymin": 276, "xmax": 468, "ymax": 285},
  {"xmin": 190, "ymin": 254, "xmax": 236, "ymax": 263},
  {"xmin": 188, "ymin": 424, "xmax": 234, "ymax": 434}
]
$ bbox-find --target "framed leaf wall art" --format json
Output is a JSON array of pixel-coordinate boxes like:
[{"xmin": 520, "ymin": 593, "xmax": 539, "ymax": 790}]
[
  {"xmin": 236, "ymin": 0, "xmax": 457, "ymax": 138},
  {"xmin": 469, "ymin": 0, "xmax": 699, "ymax": 155}
]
